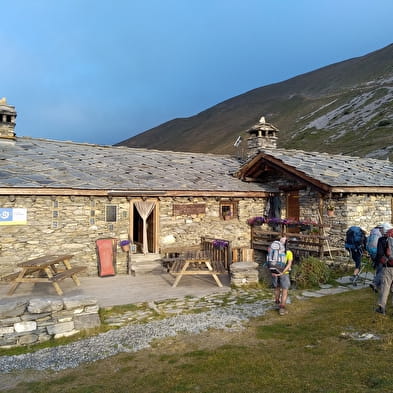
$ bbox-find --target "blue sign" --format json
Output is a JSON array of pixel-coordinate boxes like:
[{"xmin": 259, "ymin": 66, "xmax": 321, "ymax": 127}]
[
  {"xmin": 0, "ymin": 208, "xmax": 27, "ymax": 225},
  {"xmin": 0, "ymin": 208, "xmax": 12, "ymax": 222}
]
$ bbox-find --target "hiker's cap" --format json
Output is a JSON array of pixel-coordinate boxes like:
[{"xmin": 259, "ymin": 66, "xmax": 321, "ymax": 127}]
[{"xmin": 381, "ymin": 222, "xmax": 393, "ymax": 234}]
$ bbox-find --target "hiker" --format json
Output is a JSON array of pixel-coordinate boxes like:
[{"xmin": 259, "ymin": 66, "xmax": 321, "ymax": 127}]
[
  {"xmin": 345, "ymin": 226, "xmax": 367, "ymax": 280},
  {"xmin": 367, "ymin": 224, "xmax": 383, "ymax": 292},
  {"xmin": 375, "ymin": 223, "xmax": 393, "ymax": 314},
  {"xmin": 268, "ymin": 236, "xmax": 293, "ymax": 316}
]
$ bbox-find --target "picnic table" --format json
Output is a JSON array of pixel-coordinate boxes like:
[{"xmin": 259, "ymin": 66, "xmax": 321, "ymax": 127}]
[
  {"xmin": 6, "ymin": 254, "xmax": 86, "ymax": 296},
  {"xmin": 164, "ymin": 250, "xmax": 225, "ymax": 288}
]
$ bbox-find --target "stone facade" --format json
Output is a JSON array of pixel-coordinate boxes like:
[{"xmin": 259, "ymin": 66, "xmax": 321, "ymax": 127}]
[
  {"xmin": 323, "ymin": 193, "xmax": 392, "ymax": 246},
  {"xmin": 0, "ymin": 295, "xmax": 100, "ymax": 348},
  {"xmin": 0, "ymin": 195, "xmax": 266, "ymax": 276},
  {"xmin": 159, "ymin": 197, "xmax": 265, "ymax": 249},
  {"xmin": 0, "ymin": 195, "xmax": 130, "ymax": 276}
]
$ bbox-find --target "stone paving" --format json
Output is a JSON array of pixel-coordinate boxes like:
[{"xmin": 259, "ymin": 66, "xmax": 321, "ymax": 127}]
[{"xmin": 102, "ymin": 273, "xmax": 373, "ymax": 327}]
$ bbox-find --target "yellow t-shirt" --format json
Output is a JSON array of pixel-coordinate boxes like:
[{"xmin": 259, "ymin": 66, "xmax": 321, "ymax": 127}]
[{"xmin": 283, "ymin": 250, "xmax": 293, "ymax": 274}]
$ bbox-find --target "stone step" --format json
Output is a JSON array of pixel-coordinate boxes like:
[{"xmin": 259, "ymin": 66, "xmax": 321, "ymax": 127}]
[{"xmin": 129, "ymin": 253, "xmax": 164, "ymax": 274}]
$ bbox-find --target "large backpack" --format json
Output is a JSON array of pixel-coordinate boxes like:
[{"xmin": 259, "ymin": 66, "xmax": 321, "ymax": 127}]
[
  {"xmin": 267, "ymin": 240, "xmax": 286, "ymax": 270},
  {"xmin": 384, "ymin": 228, "xmax": 393, "ymax": 267},
  {"xmin": 366, "ymin": 227, "xmax": 382, "ymax": 259},
  {"xmin": 345, "ymin": 226, "xmax": 365, "ymax": 251}
]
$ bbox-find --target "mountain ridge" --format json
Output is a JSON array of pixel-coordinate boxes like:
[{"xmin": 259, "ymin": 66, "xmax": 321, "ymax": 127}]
[{"xmin": 116, "ymin": 43, "xmax": 393, "ymax": 160}]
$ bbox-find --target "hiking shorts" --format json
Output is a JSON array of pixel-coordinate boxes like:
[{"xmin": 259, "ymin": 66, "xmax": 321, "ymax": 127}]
[{"xmin": 272, "ymin": 274, "xmax": 291, "ymax": 289}]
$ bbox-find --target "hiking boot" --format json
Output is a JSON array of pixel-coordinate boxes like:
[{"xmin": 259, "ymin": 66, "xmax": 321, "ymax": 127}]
[
  {"xmin": 279, "ymin": 306, "xmax": 288, "ymax": 316},
  {"xmin": 375, "ymin": 305, "xmax": 385, "ymax": 315}
]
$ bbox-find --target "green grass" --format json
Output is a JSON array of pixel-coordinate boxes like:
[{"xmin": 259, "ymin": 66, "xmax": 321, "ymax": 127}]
[{"xmin": 5, "ymin": 288, "xmax": 393, "ymax": 393}]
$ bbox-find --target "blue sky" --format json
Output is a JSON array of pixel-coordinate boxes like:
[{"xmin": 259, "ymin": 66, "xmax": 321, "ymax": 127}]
[{"xmin": 2, "ymin": 0, "xmax": 393, "ymax": 145}]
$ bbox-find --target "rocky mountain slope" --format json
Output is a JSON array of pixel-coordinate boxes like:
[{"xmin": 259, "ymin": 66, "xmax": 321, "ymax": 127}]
[{"xmin": 117, "ymin": 44, "xmax": 393, "ymax": 160}]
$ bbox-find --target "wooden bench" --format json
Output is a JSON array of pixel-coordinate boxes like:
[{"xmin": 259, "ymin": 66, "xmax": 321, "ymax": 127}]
[
  {"xmin": 211, "ymin": 260, "xmax": 226, "ymax": 273},
  {"xmin": 1, "ymin": 272, "xmax": 21, "ymax": 282},
  {"xmin": 50, "ymin": 266, "xmax": 86, "ymax": 282},
  {"xmin": 170, "ymin": 257, "xmax": 224, "ymax": 288},
  {"xmin": 1, "ymin": 268, "xmax": 42, "ymax": 282},
  {"xmin": 6, "ymin": 254, "xmax": 85, "ymax": 296}
]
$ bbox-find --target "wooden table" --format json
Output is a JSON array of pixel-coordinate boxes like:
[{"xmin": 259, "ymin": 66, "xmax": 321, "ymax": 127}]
[
  {"xmin": 169, "ymin": 251, "xmax": 224, "ymax": 288},
  {"xmin": 7, "ymin": 254, "xmax": 86, "ymax": 296}
]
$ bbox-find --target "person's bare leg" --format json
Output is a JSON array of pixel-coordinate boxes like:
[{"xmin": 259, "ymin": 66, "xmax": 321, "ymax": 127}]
[
  {"xmin": 275, "ymin": 287, "xmax": 281, "ymax": 303},
  {"xmin": 280, "ymin": 288, "xmax": 288, "ymax": 307}
]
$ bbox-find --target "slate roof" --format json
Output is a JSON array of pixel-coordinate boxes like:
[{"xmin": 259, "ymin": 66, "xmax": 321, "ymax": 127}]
[
  {"xmin": 243, "ymin": 148, "xmax": 393, "ymax": 190},
  {"xmin": 0, "ymin": 137, "xmax": 272, "ymax": 194}
]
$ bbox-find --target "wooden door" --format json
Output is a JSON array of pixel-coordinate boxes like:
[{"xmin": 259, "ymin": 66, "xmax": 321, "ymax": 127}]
[{"xmin": 287, "ymin": 191, "xmax": 300, "ymax": 233}]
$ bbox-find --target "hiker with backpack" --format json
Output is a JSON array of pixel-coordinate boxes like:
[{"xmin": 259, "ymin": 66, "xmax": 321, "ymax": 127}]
[
  {"xmin": 367, "ymin": 225, "xmax": 383, "ymax": 292},
  {"xmin": 267, "ymin": 236, "xmax": 293, "ymax": 316},
  {"xmin": 345, "ymin": 226, "xmax": 367, "ymax": 281},
  {"xmin": 375, "ymin": 223, "xmax": 393, "ymax": 314}
]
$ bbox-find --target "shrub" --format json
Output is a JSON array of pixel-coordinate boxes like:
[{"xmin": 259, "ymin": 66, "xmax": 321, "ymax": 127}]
[{"xmin": 291, "ymin": 257, "xmax": 331, "ymax": 289}]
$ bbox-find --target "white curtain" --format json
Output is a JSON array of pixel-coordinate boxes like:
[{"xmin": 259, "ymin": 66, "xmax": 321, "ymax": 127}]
[{"xmin": 135, "ymin": 201, "xmax": 155, "ymax": 254}]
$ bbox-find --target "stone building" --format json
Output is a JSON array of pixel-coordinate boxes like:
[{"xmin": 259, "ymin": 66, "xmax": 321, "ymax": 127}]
[
  {"xmin": 239, "ymin": 121, "xmax": 393, "ymax": 254},
  {"xmin": 0, "ymin": 99, "xmax": 392, "ymax": 277},
  {"xmin": 0, "ymin": 100, "xmax": 271, "ymax": 276}
]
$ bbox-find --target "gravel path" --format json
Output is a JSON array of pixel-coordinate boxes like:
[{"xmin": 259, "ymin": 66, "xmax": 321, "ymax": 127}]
[{"xmin": 0, "ymin": 299, "xmax": 272, "ymax": 373}]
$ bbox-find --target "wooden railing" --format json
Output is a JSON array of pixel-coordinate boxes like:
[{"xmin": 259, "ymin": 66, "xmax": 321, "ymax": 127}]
[
  {"xmin": 251, "ymin": 226, "xmax": 332, "ymax": 259},
  {"xmin": 200, "ymin": 237, "xmax": 232, "ymax": 271},
  {"xmin": 160, "ymin": 237, "xmax": 233, "ymax": 272}
]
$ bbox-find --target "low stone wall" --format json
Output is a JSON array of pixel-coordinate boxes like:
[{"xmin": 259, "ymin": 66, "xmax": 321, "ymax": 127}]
[
  {"xmin": 0, "ymin": 295, "xmax": 101, "ymax": 348},
  {"xmin": 230, "ymin": 261, "xmax": 260, "ymax": 286}
]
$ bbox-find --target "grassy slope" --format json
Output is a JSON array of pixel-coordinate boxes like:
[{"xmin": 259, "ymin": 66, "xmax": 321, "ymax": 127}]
[{"xmin": 7, "ymin": 288, "xmax": 393, "ymax": 393}]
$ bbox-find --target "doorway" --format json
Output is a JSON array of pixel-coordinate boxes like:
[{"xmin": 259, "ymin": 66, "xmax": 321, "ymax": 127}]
[
  {"xmin": 130, "ymin": 199, "xmax": 159, "ymax": 254},
  {"xmin": 286, "ymin": 191, "xmax": 300, "ymax": 233}
]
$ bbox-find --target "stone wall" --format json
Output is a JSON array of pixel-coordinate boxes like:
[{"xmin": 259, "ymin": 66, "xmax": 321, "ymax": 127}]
[
  {"xmin": 1, "ymin": 192, "xmax": 390, "ymax": 276},
  {"xmin": 251, "ymin": 191, "xmax": 392, "ymax": 265},
  {"xmin": 159, "ymin": 197, "xmax": 265, "ymax": 250},
  {"xmin": 0, "ymin": 195, "xmax": 265, "ymax": 276},
  {"xmin": 0, "ymin": 295, "xmax": 100, "ymax": 348},
  {"xmin": 323, "ymin": 194, "xmax": 392, "ymax": 247},
  {"xmin": 0, "ymin": 195, "xmax": 131, "ymax": 276}
]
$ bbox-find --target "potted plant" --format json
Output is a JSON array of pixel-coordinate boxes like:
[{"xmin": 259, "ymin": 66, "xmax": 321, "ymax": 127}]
[
  {"xmin": 212, "ymin": 239, "xmax": 229, "ymax": 249},
  {"xmin": 327, "ymin": 203, "xmax": 335, "ymax": 217},
  {"xmin": 119, "ymin": 239, "xmax": 130, "ymax": 252}
]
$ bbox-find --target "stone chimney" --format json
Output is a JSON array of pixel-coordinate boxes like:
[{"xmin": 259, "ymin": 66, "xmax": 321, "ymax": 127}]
[
  {"xmin": 246, "ymin": 116, "xmax": 278, "ymax": 158},
  {"xmin": 0, "ymin": 98, "xmax": 17, "ymax": 140}
]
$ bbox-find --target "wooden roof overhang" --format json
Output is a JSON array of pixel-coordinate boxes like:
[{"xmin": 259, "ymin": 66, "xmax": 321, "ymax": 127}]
[
  {"xmin": 237, "ymin": 153, "xmax": 393, "ymax": 196},
  {"xmin": 237, "ymin": 153, "xmax": 332, "ymax": 195},
  {"xmin": 0, "ymin": 188, "xmax": 269, "ymax": 198}
]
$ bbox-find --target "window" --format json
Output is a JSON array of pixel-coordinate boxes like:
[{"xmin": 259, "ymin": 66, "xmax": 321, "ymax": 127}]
[
  {"xmin": 52, "ymin": 200, "xmax": 59, "ymax": 228},
  {"xmin": 219, "ymin": 200, "xmax": 238, "ymax": 220},
  {"xmin": 105, "ymin": 205, "xmax": 118, "ymax": 222}
]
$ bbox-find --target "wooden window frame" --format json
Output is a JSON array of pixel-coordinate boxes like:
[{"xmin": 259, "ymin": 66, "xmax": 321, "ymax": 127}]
[
  {"xmin": 219, "ymin": 200, "xmax": 238, "ymax": 220},
  {"xmin": 105, "ymin": 204, "xmax": 118, "ymax": 223}
]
